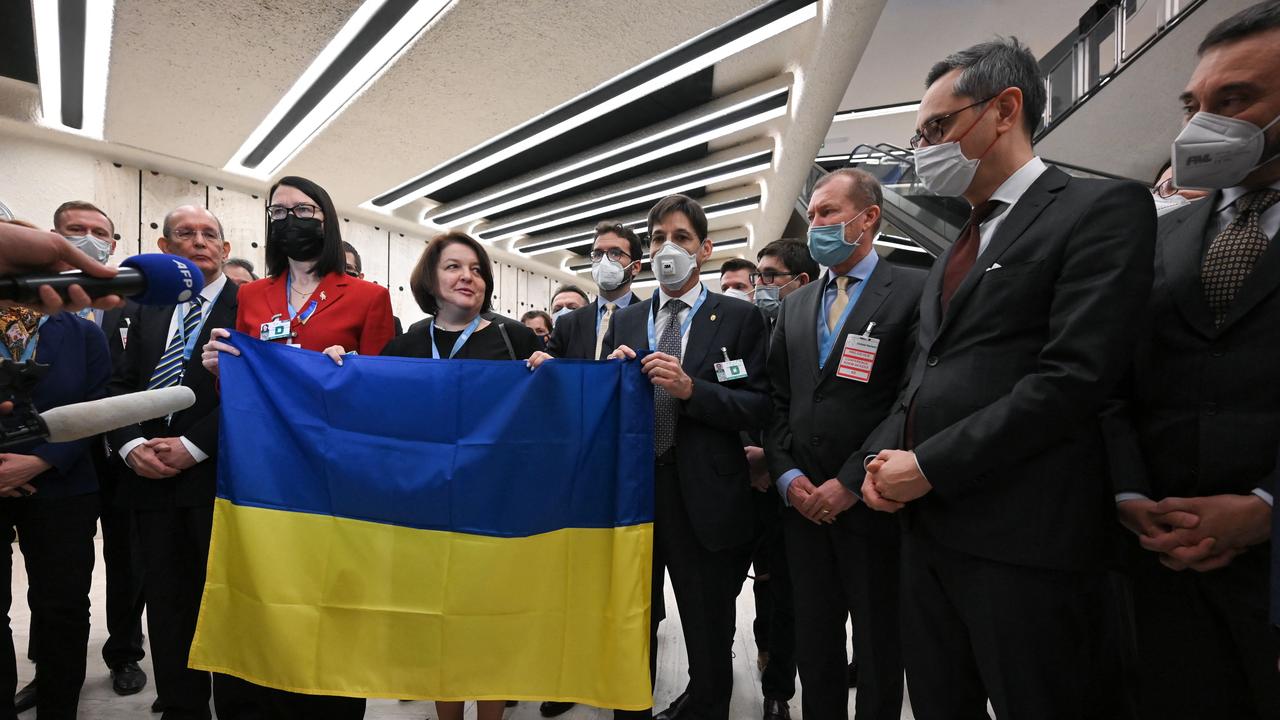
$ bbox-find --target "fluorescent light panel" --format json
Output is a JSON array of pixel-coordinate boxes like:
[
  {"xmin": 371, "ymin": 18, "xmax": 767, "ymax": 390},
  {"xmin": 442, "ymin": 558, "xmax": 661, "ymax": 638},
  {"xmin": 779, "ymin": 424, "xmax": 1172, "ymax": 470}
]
[
  {"xmin": 32, "ymin": 0, "xmax": 114, "ymax": 138},
  {"xmin": 875, "ymin": 238, "xmax": 929, "ymax": 253},
  {"xmin": 369, "ymin": 0, "xmax": 815, "ymax": 209},
  {"xmin": 520, "ymin": 196, "xmax": 761, "ymax": 256},
  {"xmin": 225, "ymin": 0, "xmax": 452, "ymax": 179},
  {"xmin": 480, "ymin": 151, "xmax": 771, "ymax": 241},
  {"xmin": 833, "ymin": 101, "xmax": 920, "ymax": 122},
  {"xmin": 429, "ymin": 86, "xmax": 788, "ymax": 226}
]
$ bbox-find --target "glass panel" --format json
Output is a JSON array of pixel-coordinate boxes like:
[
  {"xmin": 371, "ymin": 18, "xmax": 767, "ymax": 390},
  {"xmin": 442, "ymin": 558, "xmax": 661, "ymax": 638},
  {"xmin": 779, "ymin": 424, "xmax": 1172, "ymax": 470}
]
[
  {"xmin": 1123, "ymin": 0, "xmax": 1161, "ymax": 59},
  {"xmin": 1086, "ymin": 8, "xmax": 1119, "ymax": 83},
  {"xmin": 1047, "ymin": 51, "xmax": 1075, "ymax": 124}
]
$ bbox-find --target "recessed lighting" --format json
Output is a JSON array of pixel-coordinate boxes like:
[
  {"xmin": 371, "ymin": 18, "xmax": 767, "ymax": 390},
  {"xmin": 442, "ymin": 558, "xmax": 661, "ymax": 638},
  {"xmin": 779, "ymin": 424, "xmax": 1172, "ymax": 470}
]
[
  {"xmin": 479, "ymin": 151, "xmax": 771, "ymax": 242},
  {"xmin": 32, "ymin": 0, "xmax": 115, "ymax": 138},
  {"xmin": 369, "ymin": 0, "xmax": 816, "ymax": 210},
  {"xmin": 429, "ymin": 85, "xmax": 789, "ymax": 226},
  {"xmin": 833, "ymin": 101, "xmax": 921, "ymax": 122},
  {"xmin": 225, "ymin": 0, "xmax": 453, "ymax": 178}
]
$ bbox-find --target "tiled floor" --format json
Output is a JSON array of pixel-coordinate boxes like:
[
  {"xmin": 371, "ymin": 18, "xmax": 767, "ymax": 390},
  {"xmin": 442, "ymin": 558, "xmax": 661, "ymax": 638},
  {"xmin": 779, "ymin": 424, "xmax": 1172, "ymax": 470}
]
[{"xmin": 10, "ymin": 534, "xmax": 914, "ymax": 719}]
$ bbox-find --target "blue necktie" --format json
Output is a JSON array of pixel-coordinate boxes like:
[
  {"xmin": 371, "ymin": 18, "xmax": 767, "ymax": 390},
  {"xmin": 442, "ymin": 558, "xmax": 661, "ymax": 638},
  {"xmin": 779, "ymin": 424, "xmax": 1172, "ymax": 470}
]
[{"xmin": 148, "ymin": 298, "xmax": 204, "ymax": 389}]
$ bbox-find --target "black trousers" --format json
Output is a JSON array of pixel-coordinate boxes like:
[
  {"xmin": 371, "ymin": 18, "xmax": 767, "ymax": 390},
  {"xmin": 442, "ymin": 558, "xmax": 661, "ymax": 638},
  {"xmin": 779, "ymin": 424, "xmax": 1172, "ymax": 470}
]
[
  {"xmin": 211, "ymin": 674, "xmax": 366, "ymax": 720},
  {"xmin": 136, "ymin": 505, "xmax": 215, "ymax": 720},
  {"xmin": 651, "ymin": 461, "xmax": 753, "ymax": 720},
  {"xmin": 901, "ymin": 531, "xmax": 1102, "ymax": 720},
  {"xmin": 784, "ymin": 509, "xmax": 901, "ymax": 720},
  {"xmin": 1127, "ymin": 549, "xmax": 1280, "ymax": 720},
  {"xmin": 0, "ymin": 493, "xmax": 98, "ymax": 720},
  {"xmin": 751, "ymin": 489, "xmax": 796, "ymax": 702},
  {"xmin": 99, "ymin": 481, "xmax": 146, "ymax": 668}
]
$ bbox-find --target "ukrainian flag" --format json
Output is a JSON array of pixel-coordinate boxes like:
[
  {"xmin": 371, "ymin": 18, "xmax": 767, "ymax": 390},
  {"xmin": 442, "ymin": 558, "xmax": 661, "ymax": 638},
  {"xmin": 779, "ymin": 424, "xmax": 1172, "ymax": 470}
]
[{"xmin": 188, "ymin": 332, "xmax": 655, "ymax": 708}]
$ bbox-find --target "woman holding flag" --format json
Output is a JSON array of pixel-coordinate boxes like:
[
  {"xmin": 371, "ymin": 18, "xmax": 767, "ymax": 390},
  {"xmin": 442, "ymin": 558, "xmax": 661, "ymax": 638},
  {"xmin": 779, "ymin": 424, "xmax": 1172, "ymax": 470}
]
[{"xmin": 201, "ymin": 176, "xmax": 392, "ymax": 719}]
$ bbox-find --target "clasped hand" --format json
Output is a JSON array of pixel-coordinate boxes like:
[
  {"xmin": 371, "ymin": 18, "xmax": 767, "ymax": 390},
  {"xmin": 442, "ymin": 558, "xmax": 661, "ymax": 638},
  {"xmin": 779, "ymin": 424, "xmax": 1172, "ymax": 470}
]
[
  {"xmin": 861, "ymin": 449, "xmax": 929, "ymax": 512},
  {"xmin": 1118, "ymin": 493, "xmax": 1270, "ymax": 572}
]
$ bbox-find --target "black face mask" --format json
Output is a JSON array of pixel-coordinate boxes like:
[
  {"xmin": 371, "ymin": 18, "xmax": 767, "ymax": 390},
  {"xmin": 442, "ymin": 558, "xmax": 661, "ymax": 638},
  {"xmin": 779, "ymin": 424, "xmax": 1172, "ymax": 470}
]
[{"xmin": 269, "ymin": 216, "xmax": 325, "ymax": 261}]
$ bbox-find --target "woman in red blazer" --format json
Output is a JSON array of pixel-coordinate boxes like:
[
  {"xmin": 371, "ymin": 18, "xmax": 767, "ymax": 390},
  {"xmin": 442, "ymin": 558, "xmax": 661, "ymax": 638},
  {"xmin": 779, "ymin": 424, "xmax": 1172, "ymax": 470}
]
[{"xmin": 200, "ymin": 175, "xmax": 389, "ymax": 718}]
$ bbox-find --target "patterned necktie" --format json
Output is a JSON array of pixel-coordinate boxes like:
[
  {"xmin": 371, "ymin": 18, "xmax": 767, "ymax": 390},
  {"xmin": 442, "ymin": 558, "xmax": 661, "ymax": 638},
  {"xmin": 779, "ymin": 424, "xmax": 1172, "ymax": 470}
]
[
  {"xmin": 826, "ymin": 276, "xmax": 851, "ymax": 332},
  {"xmin": 595, "ymin": 302, "xmax": 616, "ymax": 361},
  {"xmin": 148, "ymin": 297, "xmax": 204, "ymax": 389},
  {"xmin": 1201, "ymin": 189, "xmax": 1280, "ymax": 326},
  {"xmin": 941, "ymin": 200, "xmax": 1003, "ymax": 313},
  {"xmin": 653, "ymin": 299, "xmax": 686, "ymax": 456}
]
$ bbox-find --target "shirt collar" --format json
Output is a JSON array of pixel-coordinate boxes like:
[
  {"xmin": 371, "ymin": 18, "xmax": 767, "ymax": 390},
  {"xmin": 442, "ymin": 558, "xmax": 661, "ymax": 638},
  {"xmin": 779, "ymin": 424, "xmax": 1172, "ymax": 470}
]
[
  {"xmin": 987, "ymin": 156, "xmax": 1049, "ymax": 214},
  {"xmin": 657, "ymin": 282, "xmax": 704, "ymax": 311},
  {"xmin": 826, "ymin": 243, "xmax": 880, "ymax": 290},
  {"xmin": 598, "ymin": 292, "xmax": 633, "ymax": 311},
  {"xmin": 1217, "ymin": 179, "xmax": 1280, "ymax": 212},
  {"xmin": 198, "ymin": 273, "xmax": 228, "ymax": 305}
]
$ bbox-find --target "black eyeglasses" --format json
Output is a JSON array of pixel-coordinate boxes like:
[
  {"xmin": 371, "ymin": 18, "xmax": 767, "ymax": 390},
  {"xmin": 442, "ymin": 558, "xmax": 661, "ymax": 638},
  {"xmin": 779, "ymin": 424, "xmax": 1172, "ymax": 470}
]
[
  {"xmin": 909, "ymin": 96, "xmax": 995, "ymax": 149},
  {"xmin": 749, "ymin": 270, "xmax": 796, "ymax": 285},
  {"xmin": 266, "ymin": 203, "xmax": 321, "ymax": 221},
  {"xmin": 1153, "ymin": 178, "xmax": 1179, "ymax": 198},
  {"xmin": 589, "ymin": 247, "xmax": 632, "ymax": 263}
]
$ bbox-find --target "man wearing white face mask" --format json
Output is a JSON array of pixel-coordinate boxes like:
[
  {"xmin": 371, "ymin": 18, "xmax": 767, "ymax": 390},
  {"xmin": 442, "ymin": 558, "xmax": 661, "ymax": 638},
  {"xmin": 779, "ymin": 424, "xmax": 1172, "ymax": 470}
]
[
  {"xmin": 859, "ymin": 38, "xmax": 1155, "ymax": 720},
  {"xmin": 603, "ymin": 194, "xmax": 771, "ymax": 720},
  {"xmin": 537, "ymin": 223, "xmax": 642, "ymax": 365},
  {"xmin": 1104, "ymin": 3, "xmax": 1280, "ymax": 717}
]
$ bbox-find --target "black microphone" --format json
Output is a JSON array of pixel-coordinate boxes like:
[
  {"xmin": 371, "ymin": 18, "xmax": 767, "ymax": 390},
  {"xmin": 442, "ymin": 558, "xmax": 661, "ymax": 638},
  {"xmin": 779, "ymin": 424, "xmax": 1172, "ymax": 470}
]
[{"xmin": 0, "ymin": 254, "xmax": 205, "ymax": 306}]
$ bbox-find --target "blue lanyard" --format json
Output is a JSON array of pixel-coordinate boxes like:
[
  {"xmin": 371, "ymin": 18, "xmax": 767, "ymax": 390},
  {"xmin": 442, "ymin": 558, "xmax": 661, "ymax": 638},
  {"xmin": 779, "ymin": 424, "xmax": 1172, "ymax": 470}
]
[
  {"xmin": 179, "ymin": 298, "xmax": 211, "ymax": 363},
  {"xmin": 429, "ymin": 315, "xmax": 483, "ymax": 359},
  {"xmin": 0, "ymin": 316, "xmax": 48, "ymax": 362},
  {"xmin": 646, "ymin": 286, "xmax": 708, "ymax": 350},
  {"xmin": 286, "ymin": 275, "xmax": 319, "ymax": 324},
  {"xmin": 817, "ymin": 276, "xmax": 868, "ymax": 369}
]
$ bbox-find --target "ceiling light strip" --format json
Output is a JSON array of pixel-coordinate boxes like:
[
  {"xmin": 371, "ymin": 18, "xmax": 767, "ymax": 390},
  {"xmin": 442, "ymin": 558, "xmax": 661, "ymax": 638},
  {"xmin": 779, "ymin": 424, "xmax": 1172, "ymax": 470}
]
[
  {"xmin": 429, "ymin": 87, "xmax": 789, "ymax": 225},
  {"xmin": 370, "ymin": 0, "xmax": 815, "ymax": 209},
  {"xmin": 520, "ymin": 196, "xmax": 762, "ymax": 256},
  {"xmin": 569, "ymin": 236, "xmax": 750, "ymax": 273},
  {"xmin": 32, "ymin": 0, "xmax": 114, "ymax": 138},
  {"xmin": 833, "ymin": 101, "xmax": 921, "ymax": 122},
  {"xmin": 225, "ymin": 0, "xmax": 453, "ymax": 178},
  {"xmin": 479, "ymin": 151, "xmax": 771, "ymax": 240}
]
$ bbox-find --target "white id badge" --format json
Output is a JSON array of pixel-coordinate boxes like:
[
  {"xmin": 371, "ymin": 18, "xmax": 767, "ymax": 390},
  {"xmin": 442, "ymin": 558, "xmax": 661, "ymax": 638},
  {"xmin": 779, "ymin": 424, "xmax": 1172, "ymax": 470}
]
[
  {"xmin": 260, "ymin": 318, "xmax": 293, "ymax": 343},
  {"xmin": 714, "ymin": 359, "xmax": 748, "ymax": 382},
  {"xmin": 835, "ymin": 334, "xmax": 879, "ymax": 383}
]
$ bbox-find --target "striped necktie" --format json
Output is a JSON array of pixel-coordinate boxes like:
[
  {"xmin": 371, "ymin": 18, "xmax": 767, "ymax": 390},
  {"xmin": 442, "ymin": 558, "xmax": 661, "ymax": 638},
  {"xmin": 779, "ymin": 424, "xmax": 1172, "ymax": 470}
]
[{"xmin": 148, "ymin": 297, "xmax": 204, "ymax": 389}]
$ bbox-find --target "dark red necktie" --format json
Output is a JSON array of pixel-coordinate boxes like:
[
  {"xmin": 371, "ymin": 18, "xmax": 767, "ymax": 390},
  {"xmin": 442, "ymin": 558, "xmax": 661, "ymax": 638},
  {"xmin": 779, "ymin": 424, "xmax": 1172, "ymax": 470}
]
[{"xmin": 941, "ymin": 200, "xmax": 1003, "ymax": 313}]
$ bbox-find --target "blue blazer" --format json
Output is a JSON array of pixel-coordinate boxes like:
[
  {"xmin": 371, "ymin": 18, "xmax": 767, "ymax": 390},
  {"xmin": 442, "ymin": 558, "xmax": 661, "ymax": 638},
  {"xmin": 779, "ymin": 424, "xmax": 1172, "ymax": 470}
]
[{"xmin": 10, "ymin": 312, "xmax": 110, "ymax": 500}]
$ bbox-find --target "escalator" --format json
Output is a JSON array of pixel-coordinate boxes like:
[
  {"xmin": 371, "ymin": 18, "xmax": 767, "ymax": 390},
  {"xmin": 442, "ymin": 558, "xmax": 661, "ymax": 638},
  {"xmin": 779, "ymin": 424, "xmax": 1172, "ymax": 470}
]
[{"xmin": 799, "ymin": 143, "xmax": 1143, "ymax": 266}]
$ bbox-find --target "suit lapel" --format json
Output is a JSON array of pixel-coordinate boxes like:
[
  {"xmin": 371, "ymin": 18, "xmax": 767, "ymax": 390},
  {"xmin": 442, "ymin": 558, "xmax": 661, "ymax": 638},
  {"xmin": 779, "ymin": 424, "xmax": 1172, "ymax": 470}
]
[
  {"xmin": 683, "ymin": 292, "xmax": 724, "ymax": 373},
  {"xmin": 138, "ymin": 304, "xmax": 179, "ymax": 381},
  {"xmin": 936, "ymin": 167, "xmax": 1067, "ymax": 339},
  {"xmin": 1161, "ymin": 196, "xmax": 1217, "ymax": 337},
  {"xmin": 297, "ymin": 273, "xmax": 348, "ymax": 324},
  {"xmin": 790, "ymin": 280, "xmax": 824, "ymax": 384},
  {"xmin": 819, "ymin": 262, "xmax": 892, "ymax": 383},
  {"xmin": 184, "ymin": 283, "xmax": 238, "ymax": 377}
]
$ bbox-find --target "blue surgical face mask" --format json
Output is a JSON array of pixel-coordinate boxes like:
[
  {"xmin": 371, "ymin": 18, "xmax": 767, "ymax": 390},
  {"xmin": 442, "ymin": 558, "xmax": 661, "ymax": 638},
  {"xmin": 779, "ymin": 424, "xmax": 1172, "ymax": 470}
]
[
  {"xmin": 552, "ymin": 307, "xmax": 573, "ymax": 326},
  {"xmin": 807, "ymin": 207, "xmax": 869, "ymax": 267}
]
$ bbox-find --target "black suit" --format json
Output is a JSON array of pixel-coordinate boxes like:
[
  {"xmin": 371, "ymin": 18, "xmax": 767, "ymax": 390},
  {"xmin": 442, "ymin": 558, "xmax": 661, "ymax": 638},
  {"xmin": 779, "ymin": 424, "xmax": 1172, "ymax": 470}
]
[
  {"xmin": 767, "ymin": 258, "xmax": 924, "ymax": 720},
  {"xmin": 108, "ymin": 281, "xmax": 238, "ymax": 720},
  {"xmin": 548, "ymin": 293, "xmax": 640, "ymax": 360},
  {"xmin": 1103, "ymin": 194, "xmax": 1280, "ymax": 719},
  {"xmin": 603, "ymin": 289, "xmax": 771, "ymax": 720},
  {"xmin": 864, "ymin": 167, "xmax": 1156, "ymax": 719},
  {"xmin": 93, "ymin": 303, "xmax": 147, "ymax": 670}
]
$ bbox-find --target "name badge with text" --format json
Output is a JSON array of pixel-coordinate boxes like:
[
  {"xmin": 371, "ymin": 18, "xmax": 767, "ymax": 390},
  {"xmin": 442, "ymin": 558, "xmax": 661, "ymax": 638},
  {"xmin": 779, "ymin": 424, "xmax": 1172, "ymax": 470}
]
[
  {"xmin": 260, "ymin": 317, "xmax": 295, "ymax": 345},
  {"xmin": 836, "ymin": 329, "xmax": 879, "ymax": 383},
  {"xmin": 714, "ymin": 347, "xmax": 748, "ymax": 382}
]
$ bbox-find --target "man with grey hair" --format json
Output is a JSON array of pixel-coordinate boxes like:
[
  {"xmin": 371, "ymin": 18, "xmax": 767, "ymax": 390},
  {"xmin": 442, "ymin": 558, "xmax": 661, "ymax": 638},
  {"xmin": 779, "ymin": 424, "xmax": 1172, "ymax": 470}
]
[{"xmin": 859, "ymin": 38, "xmax": 1155, "ymax": 718}]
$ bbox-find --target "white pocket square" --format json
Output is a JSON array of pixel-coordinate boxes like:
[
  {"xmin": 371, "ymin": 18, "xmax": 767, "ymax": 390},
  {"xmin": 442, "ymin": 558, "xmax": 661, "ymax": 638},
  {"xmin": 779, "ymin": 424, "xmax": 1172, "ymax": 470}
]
[{"xmin": 985, "ymin": 263, "xmax": 1003, "ymax": 272}]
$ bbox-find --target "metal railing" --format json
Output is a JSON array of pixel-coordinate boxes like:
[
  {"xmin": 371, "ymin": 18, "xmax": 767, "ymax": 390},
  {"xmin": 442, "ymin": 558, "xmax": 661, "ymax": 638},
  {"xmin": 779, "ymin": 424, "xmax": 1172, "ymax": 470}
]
[{"xmin": 1038, "ymin": 0, "xmax": 1207, "ymax": 140}]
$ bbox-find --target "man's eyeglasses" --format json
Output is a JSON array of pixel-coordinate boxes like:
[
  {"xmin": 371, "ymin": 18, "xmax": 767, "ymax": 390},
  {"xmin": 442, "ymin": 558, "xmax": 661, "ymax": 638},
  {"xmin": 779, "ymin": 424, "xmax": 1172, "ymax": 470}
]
[
  {"xmin": 170, "ymin": 228, "xmax": 222, "ymax": 242},
  {"xmin": 266, "ymin": 203, "xmax": 321, "ymax": 221},
  {"xmin": 1153, "ymin": 178, "xmax": 1180, "ymax": 198},
  {"xmin": 909, "ymin": 96, "xmax": 995, "ymax": 149},
  {"xmin": 749, "ymin": 270, "xmax": 796, "ymax": 285},
  {"xmin": 589, "ymin": 247, "xmax": 632, "ymax": 263}
]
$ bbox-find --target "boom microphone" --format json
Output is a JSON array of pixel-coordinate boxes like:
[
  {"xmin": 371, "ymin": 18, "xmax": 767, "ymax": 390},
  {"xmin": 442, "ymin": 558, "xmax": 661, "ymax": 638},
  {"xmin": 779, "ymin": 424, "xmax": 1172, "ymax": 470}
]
[
  {"xmin": 0, "ymin": 253, "xmax": 205, "ymax": 306},
  {"xmin": 0, "ymin": 387, "xmax": 196, "ymax": 448}
]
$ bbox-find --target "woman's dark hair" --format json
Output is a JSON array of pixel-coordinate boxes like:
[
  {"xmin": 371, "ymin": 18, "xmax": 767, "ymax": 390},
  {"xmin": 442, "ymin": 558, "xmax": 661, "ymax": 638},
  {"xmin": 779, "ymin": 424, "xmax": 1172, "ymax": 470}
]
[
  {"xmin": 409, "ymin": 232, "xmax": 494, "ymax": 315},
  {"xmin": 264, "ymin": 175, "xmax": 346, "ymax": 279}
]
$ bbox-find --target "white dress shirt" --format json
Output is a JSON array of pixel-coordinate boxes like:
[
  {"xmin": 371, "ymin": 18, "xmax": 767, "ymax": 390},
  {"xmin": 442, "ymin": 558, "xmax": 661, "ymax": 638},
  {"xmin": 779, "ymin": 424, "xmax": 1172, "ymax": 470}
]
[
  {"xmin": 977, "ymin": 156, "xmax": 1050, "ymax": 256},
  {"xmin": 654, "ymin": 282, "xmax": 704, "ymax": 357},
  {"xmin": 119, "ymin": 273, "xmax": 228, "ymax": 467}
]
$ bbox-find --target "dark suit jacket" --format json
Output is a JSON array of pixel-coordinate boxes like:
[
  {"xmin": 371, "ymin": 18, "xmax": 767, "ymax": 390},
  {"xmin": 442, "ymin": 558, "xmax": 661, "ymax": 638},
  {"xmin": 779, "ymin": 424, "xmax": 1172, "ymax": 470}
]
[
  {"xmin": 13, "ymin": 313, "xmax": 110, "ymax": 500},
  {"xmin": 767, "ymin": 259, "xmax": 926, "ymax": 535},
  {"xmin": 235, "ymin": 272, "xmax": 394, "ymax": 355},
  {"xmin": 108, "ymin": 281, "xmax": 239, "ymax": 509},
  {"xmin": 602, "ymin": 289, "xmax": 772, "ymax": 551},
  {"xmin": 94, "ymin": 302, "xmax": 139, "ymax": 502},
  {"xmin": 864, "ymin": 167, "xmax": 1156, "ymax": 570},
  {"xmin": 547, "ymin": 293, "xmax": 640, "ymax": 360},
  {"xmin": 1103, "ymin": 193, "xmax": 1278, "ymax": 581}
]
